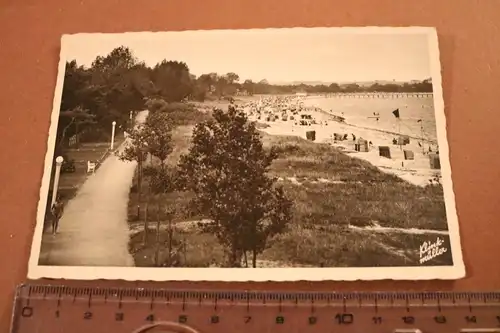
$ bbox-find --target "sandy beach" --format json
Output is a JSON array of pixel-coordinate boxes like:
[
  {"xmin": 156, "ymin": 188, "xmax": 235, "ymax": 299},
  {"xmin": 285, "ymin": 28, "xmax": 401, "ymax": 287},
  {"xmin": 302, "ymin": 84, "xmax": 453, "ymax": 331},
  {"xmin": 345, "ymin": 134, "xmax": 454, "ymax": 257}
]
[{"xmin": 236, "ymin": 94, "xmax": 441, "ymax": 187}]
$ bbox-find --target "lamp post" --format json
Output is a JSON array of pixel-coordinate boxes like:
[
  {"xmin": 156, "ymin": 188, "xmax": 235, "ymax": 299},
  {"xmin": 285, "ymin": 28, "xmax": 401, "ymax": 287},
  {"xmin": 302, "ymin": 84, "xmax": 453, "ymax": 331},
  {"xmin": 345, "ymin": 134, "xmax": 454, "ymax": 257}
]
[
  {"xmin": 51, "ymin": 156, "xmax": 64, "ymax": 208},
  {"xmin": 111, "ymin": 121, "xmax": 117, "ymax": 151}
]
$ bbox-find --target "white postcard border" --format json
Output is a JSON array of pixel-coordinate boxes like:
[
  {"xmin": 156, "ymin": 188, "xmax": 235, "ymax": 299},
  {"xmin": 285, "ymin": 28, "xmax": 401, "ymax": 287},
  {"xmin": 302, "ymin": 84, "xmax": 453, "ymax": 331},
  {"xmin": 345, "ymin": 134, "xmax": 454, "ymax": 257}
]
[{"xmin": 27, "ymin": 26, "xmax": 465, "ymax": 281}]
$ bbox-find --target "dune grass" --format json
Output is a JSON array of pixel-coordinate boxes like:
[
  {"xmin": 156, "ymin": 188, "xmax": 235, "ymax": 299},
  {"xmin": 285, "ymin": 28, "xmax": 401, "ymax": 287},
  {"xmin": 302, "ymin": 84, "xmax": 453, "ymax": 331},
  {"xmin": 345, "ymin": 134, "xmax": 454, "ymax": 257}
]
[{"xmin": 262, "ymin": 131, "xmax": 447, "ymax": 230}]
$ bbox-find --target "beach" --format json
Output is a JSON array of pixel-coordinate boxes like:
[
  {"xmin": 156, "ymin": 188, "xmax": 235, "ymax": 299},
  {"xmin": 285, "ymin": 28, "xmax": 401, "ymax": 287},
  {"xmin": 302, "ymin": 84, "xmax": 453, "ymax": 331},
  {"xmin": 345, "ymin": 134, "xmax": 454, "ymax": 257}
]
[{"xmin": 237, "ymin": 93, "xmax": 441, "ymax": 187}]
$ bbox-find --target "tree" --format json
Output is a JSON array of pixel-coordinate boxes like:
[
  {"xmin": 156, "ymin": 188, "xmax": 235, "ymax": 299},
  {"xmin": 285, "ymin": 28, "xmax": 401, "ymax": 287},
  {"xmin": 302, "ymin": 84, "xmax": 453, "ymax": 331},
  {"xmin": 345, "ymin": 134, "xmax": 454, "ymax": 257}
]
[
  {"xmin": 119, "ymin": 123, "xmax": 149, "ymax": 192},
  {"xmin": 191, "ymin": 84, "xmax": 207, "ymax": 101},
  {"xmin": 129, "ymin": 62, "xmax": 156, "ymax": 100},
  {"xmin": 328, "ymin": 82, "xmax": 341, "ymax": 93},
  {"xmin": 152, "ymin": 60, "xmax": 194, "ymax": 102},
  {"xmin": 60, "ymin": 61, "xmax": 92, "ymax": 112},
  {"xmin": 141, "ymin": 111, "xmax": 176, "ymax": 266},
  {"xmin": 225, "ymin": 72, "xmax": 240, "ymax": 85},
  {"xmin": 144, "ymin": 112, "xmax": 173, "ymax": 168},
  {"xmin": 215, "ymin": 75, "xmax": 228, "ymax": 98},
  {"xmin": 224, "ymin": 73, "xmax": 240, "ymax": 97},
  {"xmin": 197, "ymin": 73, "xmax": 218, "ymax": 94},
  {"xmin": 254, "ymin": 79, "xmax": 270, "ymax": 94},
  {"xmin": 91, "ymin": 46, "xmax": 137, "ymax": 73},
  {"xmin": 145, "ymin": 98, "xmax": 170, "ymax": 114},
  {"xmin": 178, "ymin": 105, "xmax": 293, "ymax": 267},
  {"xmin": 84, "ymin": 46, "xmax": 150, "ymax": 132},
  {"xmin": 242, "ymin": 79, "xmax": 254, "ymax": 95},
  {"xmin": 57, "ymin": 106, "xmax": 96, "ymax": 151},
  {"xmin": 342, "ymin": 83, "xmax": 361, "ymax": 93},
  {"xmin": 119, "ymin": 122, "xmax": 153, "ymax": 245},
  {"xmin": 120, "ymin": 111, "xmax": 174, "ymax": 189}
]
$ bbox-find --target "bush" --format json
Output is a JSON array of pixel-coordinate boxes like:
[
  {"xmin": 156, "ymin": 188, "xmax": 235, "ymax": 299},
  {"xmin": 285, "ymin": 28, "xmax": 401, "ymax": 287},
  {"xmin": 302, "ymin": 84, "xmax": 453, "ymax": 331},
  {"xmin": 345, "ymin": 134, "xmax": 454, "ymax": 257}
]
[
  {"xmin": 145, "ymin": 98, "xmax": 210, "ymax": 127},
  {"xmin": 168, "ymin": 107, "xmax": 211, "ymax": 127}
]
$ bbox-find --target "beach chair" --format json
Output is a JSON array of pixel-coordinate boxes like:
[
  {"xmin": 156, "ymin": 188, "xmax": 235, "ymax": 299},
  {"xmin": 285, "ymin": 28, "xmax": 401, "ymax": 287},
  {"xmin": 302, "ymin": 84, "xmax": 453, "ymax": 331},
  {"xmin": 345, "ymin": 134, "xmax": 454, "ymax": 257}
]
[
  {"xmin": 87, "ymin": 160, "xmax": 96, "ymax": 174},
  {"xmin": 306, "ymin": 131, "xmax": 316, "ymax": 141},
  {"xmin": 358, "ymin": 139, "xmax": 369, "ymax": 152},
  {"xmin": 404, "ymin": 150, "xmax": 415, "ymax": 160},
  {"xmin": 429, "ymin": 153, "xmax": 441, "ymax": 169},
  {"xmin": 379, "ymin": 146, "xmax": 391, "ymax": 159}
]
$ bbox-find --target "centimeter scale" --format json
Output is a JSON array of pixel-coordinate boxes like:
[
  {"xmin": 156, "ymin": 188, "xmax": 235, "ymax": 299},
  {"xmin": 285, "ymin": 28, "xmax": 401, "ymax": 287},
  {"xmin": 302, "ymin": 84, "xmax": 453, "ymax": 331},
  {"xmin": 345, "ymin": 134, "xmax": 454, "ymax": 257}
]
[{"xmin": 10, "ymin": 284, "xmax": 500, "ymax": 333}]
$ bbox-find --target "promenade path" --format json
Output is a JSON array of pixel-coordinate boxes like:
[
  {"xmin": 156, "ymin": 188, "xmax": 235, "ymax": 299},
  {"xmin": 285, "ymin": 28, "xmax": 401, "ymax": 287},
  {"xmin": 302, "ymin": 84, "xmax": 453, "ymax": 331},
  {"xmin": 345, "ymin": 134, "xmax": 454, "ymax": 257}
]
[{"xmin": 39, "ymin": 111, "xmax": 148, "ymax": 266}]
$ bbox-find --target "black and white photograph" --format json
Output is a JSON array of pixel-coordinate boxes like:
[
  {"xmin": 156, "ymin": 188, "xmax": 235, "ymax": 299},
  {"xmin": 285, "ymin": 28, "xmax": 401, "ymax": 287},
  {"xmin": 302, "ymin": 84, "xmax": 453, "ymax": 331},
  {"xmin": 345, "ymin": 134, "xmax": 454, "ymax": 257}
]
[{"xmin": 28, "ymin": 27, "xmax": 465, "ymax": 281}]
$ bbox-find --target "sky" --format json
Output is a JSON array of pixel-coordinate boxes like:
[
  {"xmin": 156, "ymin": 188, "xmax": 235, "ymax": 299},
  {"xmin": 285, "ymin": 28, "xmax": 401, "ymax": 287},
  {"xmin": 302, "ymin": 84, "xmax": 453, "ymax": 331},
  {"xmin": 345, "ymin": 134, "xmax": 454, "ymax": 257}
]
[{"xmin": 62, "ymin": 28, "xmax": 435, "ymax": 84}]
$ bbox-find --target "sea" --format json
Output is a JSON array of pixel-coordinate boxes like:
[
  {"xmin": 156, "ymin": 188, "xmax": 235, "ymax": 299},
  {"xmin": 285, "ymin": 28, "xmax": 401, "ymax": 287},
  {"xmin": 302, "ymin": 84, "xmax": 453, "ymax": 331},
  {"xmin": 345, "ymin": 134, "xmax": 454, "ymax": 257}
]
[{"xmin": 303, "ymin": 95, "xmax": 438, "ymax": 143}]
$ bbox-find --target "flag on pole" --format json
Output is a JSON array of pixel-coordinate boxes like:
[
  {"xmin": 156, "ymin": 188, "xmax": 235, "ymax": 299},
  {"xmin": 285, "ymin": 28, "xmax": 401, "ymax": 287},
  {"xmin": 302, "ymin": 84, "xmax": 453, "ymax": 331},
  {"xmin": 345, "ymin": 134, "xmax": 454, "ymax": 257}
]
[{"xmin": 392, "ymin": 109, "xmax": 400, "ymax": 118}]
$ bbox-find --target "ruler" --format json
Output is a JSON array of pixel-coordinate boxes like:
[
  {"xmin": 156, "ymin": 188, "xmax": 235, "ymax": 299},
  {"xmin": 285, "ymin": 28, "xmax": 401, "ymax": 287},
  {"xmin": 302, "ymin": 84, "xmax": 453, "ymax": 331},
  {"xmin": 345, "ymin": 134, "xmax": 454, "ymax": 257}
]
[{"xmin": 10, "ymin": 284, "xmax": 500, "ymax": 333}]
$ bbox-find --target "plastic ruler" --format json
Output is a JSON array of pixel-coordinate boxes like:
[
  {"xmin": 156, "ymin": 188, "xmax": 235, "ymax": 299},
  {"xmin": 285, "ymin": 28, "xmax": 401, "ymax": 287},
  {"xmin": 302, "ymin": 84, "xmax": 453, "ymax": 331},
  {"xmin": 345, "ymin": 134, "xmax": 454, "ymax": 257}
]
[{"xmin": 10, "ymin": 284, "xmax": 500, "ymax": 333}]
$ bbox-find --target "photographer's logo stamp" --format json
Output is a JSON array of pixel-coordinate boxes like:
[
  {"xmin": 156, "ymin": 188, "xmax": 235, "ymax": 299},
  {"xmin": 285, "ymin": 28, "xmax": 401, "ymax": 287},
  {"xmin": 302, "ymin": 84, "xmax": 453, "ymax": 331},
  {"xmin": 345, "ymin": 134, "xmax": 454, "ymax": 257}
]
[{"xmin": 419, "ymin": 237, "xmax": 448, "ymax": 264}]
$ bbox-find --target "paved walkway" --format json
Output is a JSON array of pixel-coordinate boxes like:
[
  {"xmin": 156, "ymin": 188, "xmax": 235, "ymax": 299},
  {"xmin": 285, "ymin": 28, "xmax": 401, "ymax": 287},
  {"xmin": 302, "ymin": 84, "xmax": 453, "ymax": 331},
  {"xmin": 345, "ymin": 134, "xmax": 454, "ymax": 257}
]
[{"xmin": 39, "ymin": 111, "xmax": 148, "ymax": 267}]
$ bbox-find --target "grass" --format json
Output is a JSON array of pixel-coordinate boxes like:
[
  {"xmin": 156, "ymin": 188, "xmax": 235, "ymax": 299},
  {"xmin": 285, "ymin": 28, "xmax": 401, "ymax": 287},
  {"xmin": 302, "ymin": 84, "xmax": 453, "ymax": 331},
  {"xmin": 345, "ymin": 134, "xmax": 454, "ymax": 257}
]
[
  {"xmin": 129, "ymin": 228, "xmax": 226, "ymax": 267},
  {"xmin": 130, "ymin": 223, "xmax": 453, "ymax": 268},
  {"xmin": 167, "ymin": 104, "xmax": 212, "ymax": 127},
  {"xmin": 262, "ymin": 133, "xmax": 399, "ymax": 182},
  {"xmin": 127, "ymin": 103, "xmax": 451, "ymax": 268},
  {"xmin": 264, "ymin": 132, "xmax": 446, "ymax": 226},
  {"xmin": 262, "ymin": 131, "xmax": 447, "ymax": 231},
  {"xmin": 263, "ymin": 226, "xmax": 453, "ymax": 267}
]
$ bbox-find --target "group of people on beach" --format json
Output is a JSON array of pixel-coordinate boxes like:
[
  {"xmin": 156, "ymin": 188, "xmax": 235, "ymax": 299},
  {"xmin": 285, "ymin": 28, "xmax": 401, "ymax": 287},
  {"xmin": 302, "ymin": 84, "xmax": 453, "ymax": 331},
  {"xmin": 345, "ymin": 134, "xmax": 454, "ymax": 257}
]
[
  {"xmin": 235, "ymin": 95, "xmax": 339, "ymax": 128},
  {"xmin": 232, "ymin": 94, "xmax": 439, "ymax": 159},
  {"xmin": 239, "ymin": 95, "xmax": 308, "ymax": 119}
]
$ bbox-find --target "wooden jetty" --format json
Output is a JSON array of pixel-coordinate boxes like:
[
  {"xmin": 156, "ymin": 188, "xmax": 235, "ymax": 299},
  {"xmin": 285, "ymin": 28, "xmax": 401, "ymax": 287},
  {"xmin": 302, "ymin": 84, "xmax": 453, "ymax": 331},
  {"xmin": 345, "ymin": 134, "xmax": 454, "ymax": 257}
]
[{"xmin": 321, "ymin": 92, "xmax": 433, "ymax": 99}]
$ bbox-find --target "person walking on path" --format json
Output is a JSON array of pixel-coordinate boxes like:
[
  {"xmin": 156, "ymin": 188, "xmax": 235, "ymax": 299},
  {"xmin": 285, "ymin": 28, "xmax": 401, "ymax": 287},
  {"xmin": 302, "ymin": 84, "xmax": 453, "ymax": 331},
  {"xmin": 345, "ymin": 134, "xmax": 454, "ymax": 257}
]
[{"xmin": 50, "ymin": 196, "xmax": 64, "ymax": 235}]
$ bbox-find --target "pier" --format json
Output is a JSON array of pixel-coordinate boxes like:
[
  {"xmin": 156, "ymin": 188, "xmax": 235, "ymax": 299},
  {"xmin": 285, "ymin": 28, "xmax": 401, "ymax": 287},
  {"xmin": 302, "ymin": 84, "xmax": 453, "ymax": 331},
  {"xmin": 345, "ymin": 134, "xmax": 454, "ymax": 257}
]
[{"xmin": 319, "ymin": 92, "xmax": 433, "ymax": 99}]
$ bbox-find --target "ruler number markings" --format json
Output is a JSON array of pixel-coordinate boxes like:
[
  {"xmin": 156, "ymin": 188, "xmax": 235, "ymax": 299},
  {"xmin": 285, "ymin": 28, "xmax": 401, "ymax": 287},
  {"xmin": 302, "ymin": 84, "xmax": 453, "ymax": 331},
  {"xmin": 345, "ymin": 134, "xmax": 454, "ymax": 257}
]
[
  {"xmin": 434, "ymin": 315, "xmax": 447, "ymax": 324},
  {"xmin": 20, "ymin": 307, "xmax": 33, "ymax": 318},
  {"xmin": 400, "ymin": 315, "xmax": 447, "ymax": 325},
  {"xmin": 107, "ymin": 311, "xmax": 498, "ymax": 327},
  {"xmin": 335, "ymin": 313, "xmax": 354, "ymax": 325},
  {"xmin": 14, "ymin": 287, "xmax": 500, "ymax": 330},
  {"xmin": 179, "ymin": 314, "xmax": 188, "ymax": 324},
  {"xmin": 137, "ymin": 314, "xmax": 193, "ymax": 324},
  {"xmin": 83, "ymin": 311, "xmax": 92, "ymax": 320},
  {"xmin": 19, "ymin": 306, "xmax": 500, "ymax": 326}
]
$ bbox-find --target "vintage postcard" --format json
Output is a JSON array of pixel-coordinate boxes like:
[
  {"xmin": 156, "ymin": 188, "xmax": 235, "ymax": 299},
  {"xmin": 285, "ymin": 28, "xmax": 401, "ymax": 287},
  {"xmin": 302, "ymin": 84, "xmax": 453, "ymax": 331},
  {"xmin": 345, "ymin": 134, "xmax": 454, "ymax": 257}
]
[{"xmin": 27, "ymin": 27, "xmax": 465, "ymax": 281}]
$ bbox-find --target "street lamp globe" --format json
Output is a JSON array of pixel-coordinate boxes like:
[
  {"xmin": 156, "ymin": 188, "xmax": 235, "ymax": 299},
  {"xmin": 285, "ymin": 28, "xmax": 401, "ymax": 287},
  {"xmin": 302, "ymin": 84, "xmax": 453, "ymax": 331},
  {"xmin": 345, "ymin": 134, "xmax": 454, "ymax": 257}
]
[
  {"xmin": 55, "ymin": 156, "xmax": 64, "ymax": 164},
  {"xmin": 112, "ymin": 121, "xmax": 117, "ymax": 125}
]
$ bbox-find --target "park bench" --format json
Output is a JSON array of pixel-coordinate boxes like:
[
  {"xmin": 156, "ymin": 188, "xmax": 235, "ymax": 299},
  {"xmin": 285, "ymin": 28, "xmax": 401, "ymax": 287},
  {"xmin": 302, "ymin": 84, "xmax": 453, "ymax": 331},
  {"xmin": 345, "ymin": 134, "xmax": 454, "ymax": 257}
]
[{"xmin": 87, "ymin": 160, "xmax": 96, "ymax": 174}]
